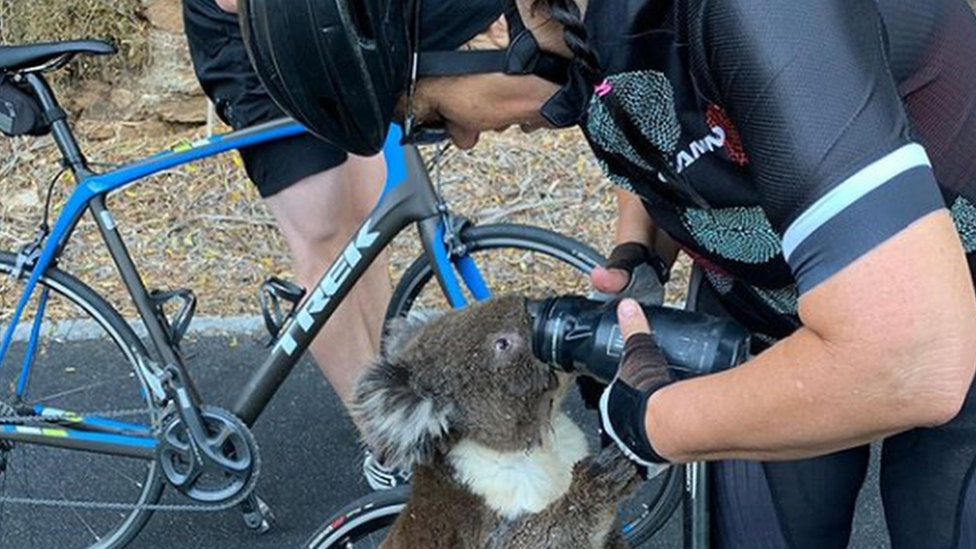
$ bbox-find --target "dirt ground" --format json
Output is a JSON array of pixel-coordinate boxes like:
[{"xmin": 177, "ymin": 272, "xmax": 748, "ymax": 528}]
[{"xmin": 0, "ymin": 116, "xmax": 694, "ymax": 322}]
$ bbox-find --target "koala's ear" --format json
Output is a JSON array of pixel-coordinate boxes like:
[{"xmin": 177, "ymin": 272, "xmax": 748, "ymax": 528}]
[
  {"xmin": 352, "ymin": 357, "xmax": 454, "ymax": 472},
  {"xmin": 380, "ymin": 310, "xmax": 442, "ymax": 360}
]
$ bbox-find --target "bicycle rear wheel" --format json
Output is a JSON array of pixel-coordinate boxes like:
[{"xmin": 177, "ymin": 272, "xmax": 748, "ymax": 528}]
[
  {"xmin": 386, "ymin": 223, "xmax": 682, "ymax": 546},
  {"xmin": 0, "ymin": 251, "xmax": 164, "ymax": 549}
]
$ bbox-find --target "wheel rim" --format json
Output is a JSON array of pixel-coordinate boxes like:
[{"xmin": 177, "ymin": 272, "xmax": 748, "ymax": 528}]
[
  {"xmin": 308, "ymin": 497, "xmax": 405, "ymax": 549},
  {"xmin": 0, "ymin": 258, "xmax": 163, "ymax": 549},
  {"xmin": 388, "ymin": 232, "xmax": 600, "ymax": 318}
]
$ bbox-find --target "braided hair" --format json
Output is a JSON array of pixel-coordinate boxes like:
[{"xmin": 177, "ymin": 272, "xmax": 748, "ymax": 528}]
[
  {"xmin": 531, "ymin": 0, "xmax": 602, "ymax": 85},
  {"xmin": 532, "ymin": 0, "xmax": 685, "ymax": 193}
]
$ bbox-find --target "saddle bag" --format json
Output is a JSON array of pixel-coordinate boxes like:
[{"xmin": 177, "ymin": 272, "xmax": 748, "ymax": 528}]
[{"xmin": 0, "ymin": 76, "xmax": 48, "ymax": 137}]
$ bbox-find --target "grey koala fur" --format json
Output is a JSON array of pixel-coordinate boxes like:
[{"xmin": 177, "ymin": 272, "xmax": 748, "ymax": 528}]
[{"xmin": 352, "ymin": 295, "xmax": 641, "ymax": 549}]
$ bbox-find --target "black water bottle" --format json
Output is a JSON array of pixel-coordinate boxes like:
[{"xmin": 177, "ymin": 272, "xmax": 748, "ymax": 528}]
[{"xmin": 527, "ymin": 296, "xmax": 751, "ymax": 384}]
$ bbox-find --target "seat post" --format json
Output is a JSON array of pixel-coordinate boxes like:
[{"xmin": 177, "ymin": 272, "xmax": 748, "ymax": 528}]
[{"xmin": 23, "ymin": 72, "xmax": 89, "ymax": 175}]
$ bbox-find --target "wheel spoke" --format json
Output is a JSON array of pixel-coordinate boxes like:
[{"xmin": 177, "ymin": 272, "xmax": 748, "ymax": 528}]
[
  {"xmin": 25, "ymin": 373, "xmax": 139, "ymax": 406},
  {"xmin": 0, "ymin": 252, "xmax": 163, "ymax": 549},
  {"xmin": 57, "ymin": 481, "xmax": 100, "ymax": 543}
]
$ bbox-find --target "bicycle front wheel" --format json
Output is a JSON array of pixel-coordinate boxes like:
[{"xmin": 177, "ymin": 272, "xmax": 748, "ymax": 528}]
[
  {"xmin": 304, "ymin": 486, "xmax": 409, "ymax": 549},
  {"xmin": 387, "ymin": 223, "xmax": 681, "ymax": 546},
  {"xmin": 0, "ymin": 251, "xmax": 164, "ymax": 549}
]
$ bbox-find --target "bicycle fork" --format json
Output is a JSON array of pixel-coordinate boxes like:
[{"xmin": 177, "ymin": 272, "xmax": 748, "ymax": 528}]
[
  {"xmin": 685, "ymin": 461, "xmax": 710, "ymax": 549},
  {"xmin": 683, "ymin": 266, "xmax": 711, "ymax": 549}
]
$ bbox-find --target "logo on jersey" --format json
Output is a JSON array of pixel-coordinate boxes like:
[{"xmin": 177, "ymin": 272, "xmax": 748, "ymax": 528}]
[
  {"xmin": 675, "ymin": 126, "xmax": 727, "ymax": 174},
  {"xmin": 672, "ymin": 105, "xmax": 751, "ymax": 174},
  {"xmin": 705, "ymin": 104, "xmax": 749, "ymax": 166}
]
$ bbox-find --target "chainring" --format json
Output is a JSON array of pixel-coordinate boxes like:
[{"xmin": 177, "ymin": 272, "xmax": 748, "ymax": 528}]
[{"xmin": 157, "ymin": 405, "xmax": 260, "ymax": 504}]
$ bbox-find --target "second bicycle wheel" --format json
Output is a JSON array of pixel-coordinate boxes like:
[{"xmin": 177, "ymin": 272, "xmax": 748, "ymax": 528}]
[
  {"xmin": 304, "ymin": 486, "xmax": 409, "ymax": 549},
  {"xmin": 0, "ymin": 251, "xmax": 164, "ymax": 549},
  {"xmin": 386, "ymin": 223, "xmax": 681, "ymax": 547}
]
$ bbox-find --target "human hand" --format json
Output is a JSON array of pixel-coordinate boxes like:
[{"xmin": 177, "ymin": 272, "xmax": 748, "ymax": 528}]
[
  {"xmin": 598, "ymin": 299, "xmax": 675, "ymax": 468},
  {"xmin": 590, "ymin": 242, "xmax": 668, "ymax": 304}
]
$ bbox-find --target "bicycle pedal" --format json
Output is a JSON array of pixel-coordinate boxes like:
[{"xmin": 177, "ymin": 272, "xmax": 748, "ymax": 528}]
[
  {"xmin": 259, "ymin": 277, "xmax": 306, "ymax": 345},
  {"xmin": 149, "ymin": 288, "xmax": 197, "ymax": 347},
  {"xmin": 240, "ymin": 493, "xmax": 276, "ymax": 534}
]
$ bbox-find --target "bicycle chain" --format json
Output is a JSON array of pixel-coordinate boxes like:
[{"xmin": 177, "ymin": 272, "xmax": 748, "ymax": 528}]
[{"xmin": 0, "ymin": 405, "xmax": 262, "ymax": 513}]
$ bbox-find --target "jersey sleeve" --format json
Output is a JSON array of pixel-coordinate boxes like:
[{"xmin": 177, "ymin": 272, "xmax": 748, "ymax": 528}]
[{"xmin": 694, "ymin": 0, "xmax": 946, "ymax": 294}]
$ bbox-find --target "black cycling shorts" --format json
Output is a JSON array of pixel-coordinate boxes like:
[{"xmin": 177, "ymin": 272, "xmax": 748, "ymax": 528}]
[
  {"xmin": 182, "ymin": 0, "xmax": 347, "ymax": 198},
  {"xmin": 181, "ymin": 0, "xmax": 503, "ymax": 198}
]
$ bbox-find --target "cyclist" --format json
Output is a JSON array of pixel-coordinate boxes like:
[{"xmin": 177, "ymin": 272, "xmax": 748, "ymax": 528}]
[
  {"xmin": 243, "ymin": 0, "xmax": 976, "ymax": 546},
  {"xmin": 180, "ymin": 0, "xmax": 503, "ymax": 489}
]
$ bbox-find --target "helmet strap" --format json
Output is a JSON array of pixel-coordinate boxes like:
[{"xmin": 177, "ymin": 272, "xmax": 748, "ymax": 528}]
[
  {"xmin": 414, "ymin": 0, "xmax": 570, "ymax": 85},
  {"xmin": 403, "ymin": 0, "xmax": 425, "ymax": 138}
]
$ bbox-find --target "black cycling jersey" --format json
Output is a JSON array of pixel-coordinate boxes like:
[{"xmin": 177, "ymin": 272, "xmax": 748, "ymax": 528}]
[
  {"xmin": 539, "ymin": 1, "xmax": 976, "ymax": 547},
  {"xmin": 543, "ymin": 0, "xmax": 976, "ymax": 343}
]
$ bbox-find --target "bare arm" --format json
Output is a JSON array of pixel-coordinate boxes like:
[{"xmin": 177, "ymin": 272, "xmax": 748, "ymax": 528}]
[
  {"xmin": 613, "ymin": 189, "xmax": 679, "ymax": 263},
  {"xmin": 215, "ymin": 0, "xmax": 237, "ymax": 13},
  {"xmin": 640, "ymin": 211, "xmax": 976, "ymax": 462}
]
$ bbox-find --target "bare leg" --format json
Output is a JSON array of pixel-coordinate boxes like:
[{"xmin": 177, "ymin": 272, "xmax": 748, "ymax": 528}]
[{"xmin": 264, "ymin": 154, "xmax": 390, "ymax": 406}]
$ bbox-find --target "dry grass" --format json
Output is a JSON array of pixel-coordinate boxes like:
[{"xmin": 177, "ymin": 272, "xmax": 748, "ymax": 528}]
[
  {"xmin": 0, "ymin": 0, "xmax": 149, "ymax": 84},
  {"xmin": 1, "ymin": 116, "xmax": 698, "ymax": 323}
]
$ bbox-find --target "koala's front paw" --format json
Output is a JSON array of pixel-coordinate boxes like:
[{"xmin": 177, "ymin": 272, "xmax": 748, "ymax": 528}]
[{"xmin": 571, "ymin": 445, "xmax": 642, "ymax": 505}]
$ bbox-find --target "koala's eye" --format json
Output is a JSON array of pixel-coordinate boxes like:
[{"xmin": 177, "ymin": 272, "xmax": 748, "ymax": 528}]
[{"xmin": 494, "ymin": 337, "xmax": 512, "ymax": 352}]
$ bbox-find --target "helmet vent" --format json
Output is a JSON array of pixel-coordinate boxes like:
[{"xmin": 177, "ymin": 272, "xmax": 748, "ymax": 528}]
[{"xmin": 349, "ymin": 0, "xmax": 377, "ymax": 46}]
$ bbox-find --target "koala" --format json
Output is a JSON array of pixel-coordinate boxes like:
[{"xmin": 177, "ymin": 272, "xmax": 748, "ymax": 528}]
[{"xmin": 352, "ymin": 295, "xmax": 641, "ymax": 549}]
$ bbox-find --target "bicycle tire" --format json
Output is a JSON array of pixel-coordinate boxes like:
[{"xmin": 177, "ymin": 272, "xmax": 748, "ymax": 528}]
[
  {"xmin": 0, "ymin": 250, "xmax": 165, "ymax": 549},
  {"xmin": 387, "ymin": 223, "xmax": 603, "ymax": 317},
  {"xmin": 384, "ymin": 223, "xmax": 682, "ymax": 546},
  {"xmin": 304, "ymin": 486, "xmax": 410, "ymax": 549}
]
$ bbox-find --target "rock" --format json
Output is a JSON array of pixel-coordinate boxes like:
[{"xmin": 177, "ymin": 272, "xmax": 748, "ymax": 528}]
[
  {"xmin": 142, "ymin": 0, "xmax": 184, "ymax": 34},
  {"xmin": 156, "ymin": 94, "xmax": 209, "ymax": 124},
  {"xmin": 141, "ymin": 30, "xmax": 202, "ymax": 96},
  {"xmin": 118, "ymin": 119, "xmax": 171, "ymax": 141},
  {"xmin": 49, "ymin": 1, "xmax": 208, "ymax": 131}
]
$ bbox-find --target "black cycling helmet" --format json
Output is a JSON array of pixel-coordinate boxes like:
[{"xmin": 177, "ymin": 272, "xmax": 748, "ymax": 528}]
[{"xmin": 241, "ymin": 0, "xmax": 570, "ymax": 155}]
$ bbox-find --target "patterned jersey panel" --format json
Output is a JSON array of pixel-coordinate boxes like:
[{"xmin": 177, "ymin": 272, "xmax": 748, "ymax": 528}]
[
  {"xmin": 694, "ymin": 0, "xmax": 945, "ymax": 293},
  {"xmin": 564, "ymin": 0, "xmax": 976, "ymax": 337}
]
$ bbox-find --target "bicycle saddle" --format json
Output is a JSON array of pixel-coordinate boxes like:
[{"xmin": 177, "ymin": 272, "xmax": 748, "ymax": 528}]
[{"xmin": 0, "ymin": 40, "xmax": 116, "ymax": 72}]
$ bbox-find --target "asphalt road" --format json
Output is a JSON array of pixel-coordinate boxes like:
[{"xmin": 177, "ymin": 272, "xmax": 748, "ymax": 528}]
[{"xmin": 2, "ymin": 334, "xmax": 891, "ymax": 548}]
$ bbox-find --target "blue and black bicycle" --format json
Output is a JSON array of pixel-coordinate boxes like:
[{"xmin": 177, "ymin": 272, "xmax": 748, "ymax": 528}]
[{"xmin": 0, "ymin": 41, "xmax": 683, "ymax": 549}]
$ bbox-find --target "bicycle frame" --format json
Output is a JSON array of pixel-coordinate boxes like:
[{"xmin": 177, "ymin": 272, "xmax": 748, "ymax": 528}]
[{"xmin": 0, "ymin": 117, "xmax": 492, "ymax": 459}]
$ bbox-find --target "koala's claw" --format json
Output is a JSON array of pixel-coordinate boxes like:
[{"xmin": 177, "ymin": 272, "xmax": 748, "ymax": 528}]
[{"xmin": 573, "ymin": 445, "xmax": 642, "ymax": 504}]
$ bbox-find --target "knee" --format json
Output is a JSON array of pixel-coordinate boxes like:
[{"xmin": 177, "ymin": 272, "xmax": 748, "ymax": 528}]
[{"xmin": 346, "ymin": 154, "xmax": 387, "ymax": 220}]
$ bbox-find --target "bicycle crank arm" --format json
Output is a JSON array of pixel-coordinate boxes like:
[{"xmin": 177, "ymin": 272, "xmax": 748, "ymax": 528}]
[
  {"xmin": 168, "ymin": 376, "xmax": 248, "ymax": 473},
  {"xmin": 157, "ymin": 366, "xmax": 260, "ymax": 503}
]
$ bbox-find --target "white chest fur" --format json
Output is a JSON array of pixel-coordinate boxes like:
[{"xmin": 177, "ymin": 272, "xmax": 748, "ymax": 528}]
[{"xmin": 447, "ymin": 412, "xmax": 589, "ymax": 520}]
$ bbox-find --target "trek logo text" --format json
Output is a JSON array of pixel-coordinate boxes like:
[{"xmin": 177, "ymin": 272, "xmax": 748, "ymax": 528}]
[{"xmin": 278, "ymin": 220, "xmax": 380, "ymax": 356}]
